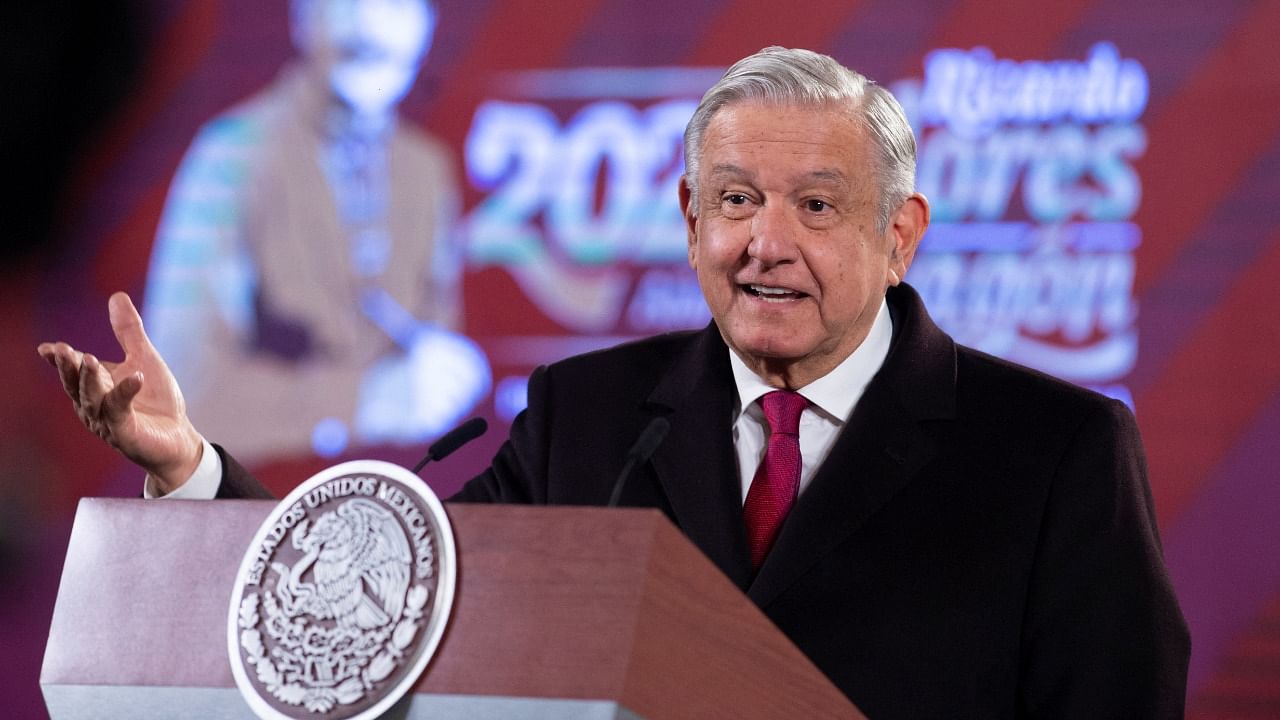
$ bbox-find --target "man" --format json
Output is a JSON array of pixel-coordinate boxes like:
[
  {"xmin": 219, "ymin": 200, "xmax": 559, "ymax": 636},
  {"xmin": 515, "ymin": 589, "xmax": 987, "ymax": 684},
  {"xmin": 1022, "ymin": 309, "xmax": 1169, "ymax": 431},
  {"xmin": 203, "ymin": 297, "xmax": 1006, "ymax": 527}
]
[
  {"xmin": 144, "ymin": 0, "xmax": 488, "ymax": 462},
  {"xmin": 40, "ymin": 47, "xmax": 1189, "ymax": 716}
]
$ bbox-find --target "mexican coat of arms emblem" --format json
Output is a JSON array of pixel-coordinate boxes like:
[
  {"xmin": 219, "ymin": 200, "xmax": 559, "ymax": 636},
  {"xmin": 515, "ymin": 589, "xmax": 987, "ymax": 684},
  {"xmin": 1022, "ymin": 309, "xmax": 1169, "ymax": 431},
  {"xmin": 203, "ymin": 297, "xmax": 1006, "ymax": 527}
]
[{"xmin": 228, "ymin": 460, "xmax": 456, "ymax": 720}]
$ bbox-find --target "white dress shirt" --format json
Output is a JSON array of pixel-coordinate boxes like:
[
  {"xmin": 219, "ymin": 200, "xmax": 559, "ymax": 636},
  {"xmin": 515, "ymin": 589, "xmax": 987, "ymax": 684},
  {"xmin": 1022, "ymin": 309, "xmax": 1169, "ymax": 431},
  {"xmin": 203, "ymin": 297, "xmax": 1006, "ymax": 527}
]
[
  {"xmin": 142, "ymin": 438, "xmax": 223, "ymax": 499},
  {"xmin": 155, "ymin": 299, "xmax": 894, "ymax": 501},
  {"xmin": 728, "ymin": 299, "xmax": 892, "ymax": 503}
]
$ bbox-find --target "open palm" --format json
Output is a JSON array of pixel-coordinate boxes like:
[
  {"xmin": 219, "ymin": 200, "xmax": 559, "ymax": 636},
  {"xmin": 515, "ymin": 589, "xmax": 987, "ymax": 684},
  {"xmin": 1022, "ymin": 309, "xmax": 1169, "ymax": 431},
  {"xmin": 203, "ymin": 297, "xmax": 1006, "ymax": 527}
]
[{"xmin": 38, "ymin": 292, "xmax": 203, "ymax": 490}]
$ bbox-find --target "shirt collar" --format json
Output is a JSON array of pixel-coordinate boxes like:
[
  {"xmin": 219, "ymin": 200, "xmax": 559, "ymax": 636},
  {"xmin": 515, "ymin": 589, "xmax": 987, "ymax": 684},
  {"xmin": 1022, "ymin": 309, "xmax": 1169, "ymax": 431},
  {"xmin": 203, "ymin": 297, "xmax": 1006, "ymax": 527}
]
[{"xmin": 728, "ymin": 298, "xmax": 893, "ymax": 423}]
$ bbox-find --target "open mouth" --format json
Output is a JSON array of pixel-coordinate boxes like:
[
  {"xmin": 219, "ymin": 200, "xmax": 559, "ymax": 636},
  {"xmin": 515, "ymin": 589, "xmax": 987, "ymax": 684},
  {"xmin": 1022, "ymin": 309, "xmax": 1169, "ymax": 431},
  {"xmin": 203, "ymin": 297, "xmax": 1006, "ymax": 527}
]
[{"xmin": 742, "ymin": 284, "xmax": 806, "ymax": 301}]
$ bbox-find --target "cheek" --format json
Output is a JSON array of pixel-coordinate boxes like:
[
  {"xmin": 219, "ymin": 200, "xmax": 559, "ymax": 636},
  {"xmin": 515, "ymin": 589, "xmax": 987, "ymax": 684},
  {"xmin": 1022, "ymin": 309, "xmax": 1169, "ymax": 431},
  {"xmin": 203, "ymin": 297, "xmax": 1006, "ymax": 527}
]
[
  {"xmin": 692, "ymin": 226, "xmax": 730, "ymax": 269},
  {"xmin": 811, "ymin": 245, "xmax": 882, "ymax": 310},
  {"xmin": 808, "ymin": 245, "xmax": 851, "ymax": 288}
]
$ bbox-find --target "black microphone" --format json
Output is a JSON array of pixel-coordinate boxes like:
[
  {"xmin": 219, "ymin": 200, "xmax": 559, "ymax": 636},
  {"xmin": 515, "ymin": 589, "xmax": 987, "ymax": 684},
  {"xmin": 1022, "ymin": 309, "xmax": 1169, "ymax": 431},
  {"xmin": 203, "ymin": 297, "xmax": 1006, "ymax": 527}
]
[
  {"xmin": 413, "ymin": 418, "xmax": 489, "ymax": 474},
  {"xmin": 607, "ymin": 417, "xmax": 671, "ymax": 507}
]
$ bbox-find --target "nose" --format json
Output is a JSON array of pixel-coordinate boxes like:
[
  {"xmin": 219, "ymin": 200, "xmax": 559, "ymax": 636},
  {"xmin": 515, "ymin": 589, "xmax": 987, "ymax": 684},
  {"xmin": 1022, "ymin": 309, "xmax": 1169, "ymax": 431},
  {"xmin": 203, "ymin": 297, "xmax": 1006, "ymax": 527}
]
[{"xmin": 747, "ymin": 203, "xmax": 799, "ymax": 268}]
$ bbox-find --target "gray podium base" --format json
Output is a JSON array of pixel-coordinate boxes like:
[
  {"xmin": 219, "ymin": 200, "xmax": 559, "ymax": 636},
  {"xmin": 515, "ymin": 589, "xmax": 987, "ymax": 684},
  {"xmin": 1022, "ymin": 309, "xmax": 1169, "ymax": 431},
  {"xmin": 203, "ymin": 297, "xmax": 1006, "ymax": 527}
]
[{"xmin": 42, "ymin": 685, "xmax": 644, "ymax": 720}]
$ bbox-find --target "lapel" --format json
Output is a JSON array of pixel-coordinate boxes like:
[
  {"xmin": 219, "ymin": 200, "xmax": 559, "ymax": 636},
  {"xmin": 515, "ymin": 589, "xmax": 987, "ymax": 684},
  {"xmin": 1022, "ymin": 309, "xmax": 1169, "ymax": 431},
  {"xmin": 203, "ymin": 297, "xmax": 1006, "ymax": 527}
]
[
  {"xmin": 747, "ymin": 284, "xmax": 959, "ymax": 608},
  {"xmin": 646, "ymin": 326, "xmax": 755, "ymax": 590}
]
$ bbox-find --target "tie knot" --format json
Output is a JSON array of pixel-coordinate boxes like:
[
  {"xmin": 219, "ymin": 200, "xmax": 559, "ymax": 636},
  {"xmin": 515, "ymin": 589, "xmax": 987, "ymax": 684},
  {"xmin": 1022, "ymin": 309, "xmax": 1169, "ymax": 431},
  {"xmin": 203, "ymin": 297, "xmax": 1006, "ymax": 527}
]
[{"xmin": 760, "ymin": 390, "xmax": 807, "ymax": 435}]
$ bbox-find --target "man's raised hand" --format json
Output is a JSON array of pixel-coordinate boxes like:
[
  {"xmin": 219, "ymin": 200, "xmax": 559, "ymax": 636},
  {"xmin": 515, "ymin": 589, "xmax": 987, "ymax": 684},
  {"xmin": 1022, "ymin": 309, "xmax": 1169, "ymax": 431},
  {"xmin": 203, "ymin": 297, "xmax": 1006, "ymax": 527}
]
[{"xmin": 37, "ymin": 292, "xmax": 204, "ymax": 494}]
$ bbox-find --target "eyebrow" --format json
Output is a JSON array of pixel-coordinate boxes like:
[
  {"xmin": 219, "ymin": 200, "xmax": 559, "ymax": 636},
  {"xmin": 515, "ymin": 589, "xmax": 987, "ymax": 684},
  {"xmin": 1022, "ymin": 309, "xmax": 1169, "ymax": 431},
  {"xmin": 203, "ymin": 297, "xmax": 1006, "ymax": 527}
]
[
  {"xmin": 706, "ymin": 164, "xmax": 852, "ymax": 192},
  {"xmin": 802, "ymin": 169, "xmax": 852, "ymax": 191},
  {"xmin": 707, "ymin": 164, "xmax": 753, "ymax": 183}
]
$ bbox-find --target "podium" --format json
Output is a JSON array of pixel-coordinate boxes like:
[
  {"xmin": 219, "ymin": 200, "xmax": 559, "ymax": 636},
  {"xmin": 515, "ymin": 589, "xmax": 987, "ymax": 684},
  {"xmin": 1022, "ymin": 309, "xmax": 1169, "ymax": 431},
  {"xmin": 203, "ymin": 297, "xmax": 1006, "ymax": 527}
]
[{"xmin": 41, "ymin": 498, "xmax": 862, "ymax": 719}]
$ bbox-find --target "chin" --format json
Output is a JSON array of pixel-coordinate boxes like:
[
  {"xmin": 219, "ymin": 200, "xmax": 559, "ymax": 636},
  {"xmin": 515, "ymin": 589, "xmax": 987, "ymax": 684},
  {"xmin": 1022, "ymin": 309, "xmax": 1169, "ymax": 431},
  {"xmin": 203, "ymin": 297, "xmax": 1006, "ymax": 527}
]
[{"xmin": 729, "ymin": 333, "xmax": 812, "ymax": 365}]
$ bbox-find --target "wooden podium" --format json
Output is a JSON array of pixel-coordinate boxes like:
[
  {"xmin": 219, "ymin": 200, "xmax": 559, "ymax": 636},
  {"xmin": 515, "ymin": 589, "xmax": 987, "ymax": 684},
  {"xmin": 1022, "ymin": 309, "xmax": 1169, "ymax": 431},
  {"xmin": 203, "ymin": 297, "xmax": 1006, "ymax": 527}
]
[{"xmin": 41, "ymin": 498, "xmax": 862, "ymax": 719}]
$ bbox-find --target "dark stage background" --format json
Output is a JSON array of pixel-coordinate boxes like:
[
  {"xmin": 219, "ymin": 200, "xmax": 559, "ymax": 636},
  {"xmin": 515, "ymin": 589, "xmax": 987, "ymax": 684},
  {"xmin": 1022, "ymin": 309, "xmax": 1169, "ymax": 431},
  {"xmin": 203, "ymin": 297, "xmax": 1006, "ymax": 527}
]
[{"xmin": 4, "ymin": 1, "xmax": 1279, "ymax": 716}]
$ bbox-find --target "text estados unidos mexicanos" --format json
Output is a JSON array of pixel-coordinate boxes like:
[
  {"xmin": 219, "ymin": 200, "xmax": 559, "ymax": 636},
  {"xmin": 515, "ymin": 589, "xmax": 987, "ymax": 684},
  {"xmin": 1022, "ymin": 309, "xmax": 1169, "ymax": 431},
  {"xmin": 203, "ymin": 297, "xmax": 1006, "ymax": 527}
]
[{"xmin": 245, "ymin": 476, "xmax": 434, "ymax": 586}]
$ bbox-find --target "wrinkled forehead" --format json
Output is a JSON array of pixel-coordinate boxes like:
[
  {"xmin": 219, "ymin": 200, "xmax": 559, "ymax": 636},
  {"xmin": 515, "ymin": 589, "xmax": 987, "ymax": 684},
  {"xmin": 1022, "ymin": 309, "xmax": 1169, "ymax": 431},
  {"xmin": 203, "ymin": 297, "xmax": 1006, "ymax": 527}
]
[{"xmin": 706, "ymin": 162, "xmax": 856, "ymax": 192}]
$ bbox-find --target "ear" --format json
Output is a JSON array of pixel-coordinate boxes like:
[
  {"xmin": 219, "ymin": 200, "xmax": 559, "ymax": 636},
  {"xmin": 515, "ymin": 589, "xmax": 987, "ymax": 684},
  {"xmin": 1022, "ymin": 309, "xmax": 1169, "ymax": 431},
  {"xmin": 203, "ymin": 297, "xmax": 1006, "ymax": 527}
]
[
  {"xmin": 679, "ymin": 175, "xmax": 699, "ymax": 269},
  {"xmin": 887, "ymin": 192, "xmax": 930, "ymax": 286}
]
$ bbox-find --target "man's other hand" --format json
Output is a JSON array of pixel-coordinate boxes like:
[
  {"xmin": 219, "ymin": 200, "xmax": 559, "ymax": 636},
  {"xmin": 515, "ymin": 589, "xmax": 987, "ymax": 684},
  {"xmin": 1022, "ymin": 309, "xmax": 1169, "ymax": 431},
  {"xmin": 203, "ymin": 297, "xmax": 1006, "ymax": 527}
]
[{"xmin": 37, "ymin": 292, "xmax": 204, "ymax": 494}]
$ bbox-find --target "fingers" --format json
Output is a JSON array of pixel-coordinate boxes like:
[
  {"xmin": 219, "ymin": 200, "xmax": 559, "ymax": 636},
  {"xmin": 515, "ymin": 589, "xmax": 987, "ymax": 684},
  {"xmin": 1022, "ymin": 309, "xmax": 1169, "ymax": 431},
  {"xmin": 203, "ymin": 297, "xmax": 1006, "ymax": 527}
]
[
  {"xmin": 108, "ymin": 292, "xmax": 155, "ymax": 359},
  {"xmin": 59, "ymin": 352, "xmax": 83, "ymax": 405},
  {"xmin": 39, "ymin": 342, "xmax": 85, "ymax": 404},
  {"xmin": 71, "ymin": 354, "xmax": 143, "ymax": 446},
  {"xmin": 39, "ymin": 296, "xmax": 148, "ymax": 450},
  {"xmin": 78, "ymin": 354, "xmax": 111, "ymax": 424},
  {"xmin": 36, "ymin": 342, "xmax": 56, "ymax": 366},
  {"xmin": 101, "ymin": 371, "xmax": 143, "ymax": 426}
]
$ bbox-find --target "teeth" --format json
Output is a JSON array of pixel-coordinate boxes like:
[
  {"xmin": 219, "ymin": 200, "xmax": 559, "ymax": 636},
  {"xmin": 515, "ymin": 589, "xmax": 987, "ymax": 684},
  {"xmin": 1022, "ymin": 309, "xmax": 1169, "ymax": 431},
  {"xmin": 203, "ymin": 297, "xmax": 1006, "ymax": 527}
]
[{"xmin": 750, "ymin": 284, "xmax": 793, "ymax": 295}]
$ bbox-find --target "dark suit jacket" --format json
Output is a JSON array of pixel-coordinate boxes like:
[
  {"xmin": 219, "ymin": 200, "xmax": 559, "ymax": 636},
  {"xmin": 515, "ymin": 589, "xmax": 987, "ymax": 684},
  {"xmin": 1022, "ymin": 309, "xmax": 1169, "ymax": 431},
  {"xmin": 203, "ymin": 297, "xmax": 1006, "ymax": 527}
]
[{"xmin": 225, "ymin": 284, "xmax": 1190, "ymax": 718}]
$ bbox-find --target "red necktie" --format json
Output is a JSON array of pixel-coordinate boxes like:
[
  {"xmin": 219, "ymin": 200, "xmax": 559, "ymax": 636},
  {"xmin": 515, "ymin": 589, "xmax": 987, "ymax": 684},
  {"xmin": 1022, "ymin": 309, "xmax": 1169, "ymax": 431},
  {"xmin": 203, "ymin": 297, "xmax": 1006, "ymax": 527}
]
[{"xmin": 743, "ymin": 390, "xmax": 808, "ymax": 570}]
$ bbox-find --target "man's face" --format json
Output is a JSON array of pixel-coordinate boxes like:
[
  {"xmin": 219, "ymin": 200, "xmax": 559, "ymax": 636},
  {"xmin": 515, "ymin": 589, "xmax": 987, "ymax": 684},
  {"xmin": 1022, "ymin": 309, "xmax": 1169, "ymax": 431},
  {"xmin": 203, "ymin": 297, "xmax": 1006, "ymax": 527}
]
[
  {"xmin": 681, "ymin": 101, "xmax": 925, "ymax": 388},
  {"xmin": 296, "ymin": 0, "xmax": 435, "ymax": 116}
]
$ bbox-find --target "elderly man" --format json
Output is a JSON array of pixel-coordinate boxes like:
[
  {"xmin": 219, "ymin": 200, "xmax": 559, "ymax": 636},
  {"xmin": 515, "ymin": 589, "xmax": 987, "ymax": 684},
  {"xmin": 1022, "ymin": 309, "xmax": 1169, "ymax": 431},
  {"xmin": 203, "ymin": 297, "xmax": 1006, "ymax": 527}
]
[{"xmin": 40, "ymin": 47, "xmax": 1188, "ymax": 717}]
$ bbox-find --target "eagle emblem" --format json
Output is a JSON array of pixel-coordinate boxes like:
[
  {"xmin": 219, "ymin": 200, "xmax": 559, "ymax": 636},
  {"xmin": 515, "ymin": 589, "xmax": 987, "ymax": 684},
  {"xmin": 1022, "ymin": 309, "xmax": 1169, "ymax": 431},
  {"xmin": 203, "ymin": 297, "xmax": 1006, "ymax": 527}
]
[
  {"xmin": 228, "ymin": 461, "xmax": 456, "ymax": 720},
  {"xmin": 273, "ymin": 499, "xmax": 412, "ymax": 631}
]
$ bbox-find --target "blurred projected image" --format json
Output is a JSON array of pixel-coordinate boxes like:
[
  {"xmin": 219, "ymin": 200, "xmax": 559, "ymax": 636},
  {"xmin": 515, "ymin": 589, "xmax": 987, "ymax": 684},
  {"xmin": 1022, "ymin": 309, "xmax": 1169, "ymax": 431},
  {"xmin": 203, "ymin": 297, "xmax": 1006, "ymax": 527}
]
[{"xmin": 144, "ymin": 0, "xmax": 489, "ymax": 461}]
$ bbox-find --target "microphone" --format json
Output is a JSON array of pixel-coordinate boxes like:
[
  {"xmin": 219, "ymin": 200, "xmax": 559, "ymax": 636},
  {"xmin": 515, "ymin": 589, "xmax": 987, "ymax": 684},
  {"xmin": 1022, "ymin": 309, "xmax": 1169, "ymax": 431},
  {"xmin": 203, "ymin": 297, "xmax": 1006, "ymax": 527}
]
[
  {"xmin": 413, "ymin": 417, "xmax": 488, "ymax": 474},
  {"xmin": 607, "ymin": 417, "xmax": 671, "ymax": 507}
]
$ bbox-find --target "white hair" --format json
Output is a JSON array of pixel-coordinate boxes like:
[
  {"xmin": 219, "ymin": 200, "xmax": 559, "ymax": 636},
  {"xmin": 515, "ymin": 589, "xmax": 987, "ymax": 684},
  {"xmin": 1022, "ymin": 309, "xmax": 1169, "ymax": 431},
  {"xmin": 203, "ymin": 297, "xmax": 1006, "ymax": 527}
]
[{"xmin": 683, "ymin": 47, "xmax": 916, "ymax": 233}]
